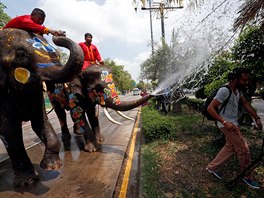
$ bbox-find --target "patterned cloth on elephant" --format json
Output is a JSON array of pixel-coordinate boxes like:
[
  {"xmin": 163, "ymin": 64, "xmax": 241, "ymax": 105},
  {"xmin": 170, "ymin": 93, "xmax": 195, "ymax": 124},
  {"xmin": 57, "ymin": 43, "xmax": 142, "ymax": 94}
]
[{"xmin": 48, "ymin": 84, "xmax": 87, "ymax": 135}]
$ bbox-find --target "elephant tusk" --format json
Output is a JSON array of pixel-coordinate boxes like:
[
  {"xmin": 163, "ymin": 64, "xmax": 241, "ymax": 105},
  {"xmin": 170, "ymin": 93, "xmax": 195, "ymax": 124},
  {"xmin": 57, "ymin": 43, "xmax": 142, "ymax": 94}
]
[
  {"xmin": 42, "ymin": 81, "xmax": 47, "ymax": 91},
  {"xmin": 115, "ymin": 111, "xmax": 134, "ymax": 121},
  {"xmin": 103, "ymin": 107, "xmax": 122, "ymax": 125}
]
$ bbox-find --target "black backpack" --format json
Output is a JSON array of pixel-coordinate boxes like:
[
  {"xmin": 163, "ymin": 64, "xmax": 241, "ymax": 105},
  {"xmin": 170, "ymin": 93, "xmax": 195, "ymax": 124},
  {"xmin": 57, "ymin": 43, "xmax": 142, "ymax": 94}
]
[{"xmin": 202, "ymin": 85, "xmax": 232, "ymax": 121}]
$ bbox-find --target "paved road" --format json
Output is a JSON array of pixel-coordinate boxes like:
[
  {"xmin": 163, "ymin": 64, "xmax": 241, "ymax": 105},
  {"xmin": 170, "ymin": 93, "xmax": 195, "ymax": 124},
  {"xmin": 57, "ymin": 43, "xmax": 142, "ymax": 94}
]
[
  {"xmin": 251, "ymin": 99, "xmax": 264, "ymax": 126},
  {"xmin": 0, "ymin": 94, "xmax": 142, "ymax": 198}
]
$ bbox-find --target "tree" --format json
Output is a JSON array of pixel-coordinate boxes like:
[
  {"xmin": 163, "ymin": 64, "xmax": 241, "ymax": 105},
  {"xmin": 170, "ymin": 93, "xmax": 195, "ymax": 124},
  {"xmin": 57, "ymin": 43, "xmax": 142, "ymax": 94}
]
[
  {"xmin": 231, "ymin": 26, "xmax": 264, "ymax": 82},
  {"xmin": 140, "ymin": 42, "xmax": 172, "ymax": 83},
  {"xmin": 197, "ymin": 25, "xmax": 263, "ymax": 98},
  {"xmin": 234, "ymin": 0, "xmax": 264, "ymax": 30},
  {"xmin": 0, "ymin": 2, "xmax": 11, "ymax": 28},
  {"xmin": 105, "ymin": 59, "xmax": 134, "ymax": 93}
]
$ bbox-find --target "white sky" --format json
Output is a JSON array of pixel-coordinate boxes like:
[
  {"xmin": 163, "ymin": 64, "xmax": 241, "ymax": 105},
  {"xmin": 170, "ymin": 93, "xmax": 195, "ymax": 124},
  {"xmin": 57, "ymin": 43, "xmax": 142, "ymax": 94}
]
[
  {"xmin": 1, "ymin": 0, "xmax": 244, "ymax": 86},
  {"xmin": 1, "ymin": 0, "xmax": 186, "ymax": 82}
]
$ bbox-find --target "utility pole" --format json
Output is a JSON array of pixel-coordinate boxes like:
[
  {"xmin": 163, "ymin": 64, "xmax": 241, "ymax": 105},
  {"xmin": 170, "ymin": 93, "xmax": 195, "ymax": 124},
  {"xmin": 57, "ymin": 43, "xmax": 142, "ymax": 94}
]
[
  {"xmin": 133, "ymin": 0, "xmax": 155, "ymax": 55},
  {"xmin": 142, "ymin": 1, "xmax": 184, "ymax": 41},
  {"xmin": 148, "ymin": 0, "xmax": 154, "ymax": 55}
]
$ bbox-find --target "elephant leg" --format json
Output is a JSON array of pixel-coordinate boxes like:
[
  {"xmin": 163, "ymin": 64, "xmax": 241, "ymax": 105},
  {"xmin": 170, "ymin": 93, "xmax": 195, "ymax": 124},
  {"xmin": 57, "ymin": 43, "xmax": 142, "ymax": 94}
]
[
  {"xmin": 31, "ymin": 107, "xmax": 62, "ymax": 170},
  {"xmin": 86, "ymin": 104, "xmax": 104, "ymax": 143},
  {"xmin": 68, "ymin": 93, "xmax": 96, "ymax": 152},
  {"xmin": 52, "ymin": 100, "xmax": 71, "ymax": 150},
  {"xmin": 0, "ymin": 107, "xmax": 39, "ymax": 187}
]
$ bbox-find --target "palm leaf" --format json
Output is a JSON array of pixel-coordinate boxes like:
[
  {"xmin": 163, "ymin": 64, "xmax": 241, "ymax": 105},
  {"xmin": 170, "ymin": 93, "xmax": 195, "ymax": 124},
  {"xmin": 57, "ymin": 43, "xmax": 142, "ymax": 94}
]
[{"xmin": 234, "ymin": 0, "xmax": 264, "ymax": 30}]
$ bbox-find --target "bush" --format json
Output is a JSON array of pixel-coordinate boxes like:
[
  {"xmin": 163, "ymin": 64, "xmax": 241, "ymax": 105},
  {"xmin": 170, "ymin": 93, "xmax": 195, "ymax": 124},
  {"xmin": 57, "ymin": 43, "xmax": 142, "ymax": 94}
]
[
  {"xmin": 180, "ymin": 98, "xmax": 204, "ymax": 112},
  {"xmin": 142, "ymin": 108, "xmax": 177, "ymax": 142},
  {"xmin": 141, "ymin": 106, "xmax": 202, "ymax": 143}
]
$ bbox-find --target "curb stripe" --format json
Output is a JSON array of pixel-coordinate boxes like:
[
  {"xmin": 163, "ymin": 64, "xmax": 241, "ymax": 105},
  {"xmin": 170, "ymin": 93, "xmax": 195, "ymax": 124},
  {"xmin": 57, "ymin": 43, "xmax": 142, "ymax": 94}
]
[{"xmin": 118, "ymin": 107, "xmax": 141, "ymax": 198}]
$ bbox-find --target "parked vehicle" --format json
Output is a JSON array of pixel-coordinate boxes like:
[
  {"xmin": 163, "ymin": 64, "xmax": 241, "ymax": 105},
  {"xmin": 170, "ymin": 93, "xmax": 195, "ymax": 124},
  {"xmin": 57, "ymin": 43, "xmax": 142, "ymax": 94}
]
[{"xmin": 132, "ymin": 88, "xmax": 140, "ymax": 96}]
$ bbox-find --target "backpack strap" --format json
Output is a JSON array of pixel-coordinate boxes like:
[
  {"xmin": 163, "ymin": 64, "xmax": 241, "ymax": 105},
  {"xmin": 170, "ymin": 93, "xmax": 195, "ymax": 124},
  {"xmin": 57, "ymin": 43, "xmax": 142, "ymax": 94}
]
[{"xmin": 218, "ymin": 85, "xmax": 232, "ymax": 114}]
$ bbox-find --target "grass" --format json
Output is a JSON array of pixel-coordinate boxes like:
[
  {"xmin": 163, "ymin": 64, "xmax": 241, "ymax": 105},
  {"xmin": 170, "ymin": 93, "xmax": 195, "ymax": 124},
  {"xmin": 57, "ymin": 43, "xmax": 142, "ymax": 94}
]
[{"xmin": 140, "ymin": 104, "xmax": 264, "ymax": 198}]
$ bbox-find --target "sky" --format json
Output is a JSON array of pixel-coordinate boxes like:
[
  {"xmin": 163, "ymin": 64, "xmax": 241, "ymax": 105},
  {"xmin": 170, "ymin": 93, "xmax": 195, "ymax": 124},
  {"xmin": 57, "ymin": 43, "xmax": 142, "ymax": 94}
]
[
  {"xmin": 1, "ymin": 0, "xmax": 244, "ymax": 88},
  {"xmin": 1, "ymin": 0, "xmax": 186, "ymax": 82}
]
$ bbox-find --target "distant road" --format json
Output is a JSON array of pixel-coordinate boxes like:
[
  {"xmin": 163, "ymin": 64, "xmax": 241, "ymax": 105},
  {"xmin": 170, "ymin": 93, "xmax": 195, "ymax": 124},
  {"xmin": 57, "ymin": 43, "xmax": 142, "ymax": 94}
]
[{"xmin": 252, "ymin": 98, "xmax": 264, "ymax": 124}]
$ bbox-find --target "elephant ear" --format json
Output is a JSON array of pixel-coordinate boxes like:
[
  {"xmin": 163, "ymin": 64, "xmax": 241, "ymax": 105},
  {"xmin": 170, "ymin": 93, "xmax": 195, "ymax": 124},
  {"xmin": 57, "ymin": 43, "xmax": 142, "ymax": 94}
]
[
  {"xmin": 80, "ymin": 65, "xmax": 105, "ymax": 89},
  {"xmin": 68, "ymin": 76, "xmax": 84, "ymax": 97},
  {"xmin": 80, "ymin": 65, "xmax": 115, "ymax": 105}
]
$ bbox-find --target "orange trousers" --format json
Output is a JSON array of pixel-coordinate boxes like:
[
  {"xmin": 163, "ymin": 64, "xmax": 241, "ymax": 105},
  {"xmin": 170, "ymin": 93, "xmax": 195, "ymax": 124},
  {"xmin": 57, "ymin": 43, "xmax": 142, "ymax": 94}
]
[{"xmin": 207, "ymin": 127, "xmax": 252, "ymax": 179}]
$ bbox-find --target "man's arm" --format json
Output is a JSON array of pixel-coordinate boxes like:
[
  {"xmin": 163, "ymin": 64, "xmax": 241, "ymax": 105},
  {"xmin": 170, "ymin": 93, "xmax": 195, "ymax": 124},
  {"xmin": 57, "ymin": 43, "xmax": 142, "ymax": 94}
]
[
  {"xmin": 94, "ymin": 45, "xmax": 104, "ymax": 65},
  {"xmin": 4, "ymin": 16, "xmax": 65, "ymax": 36},
  {"xmin": 207, "ymin": 99, "xmax": 226, "ymax": 124},
  {"xmin": 240, "ymin": 96, "xmax": 262, "ymax": 129},
  {"xmin": 208, "ymin": 99, "xmax": 239, "ymax": 130}
]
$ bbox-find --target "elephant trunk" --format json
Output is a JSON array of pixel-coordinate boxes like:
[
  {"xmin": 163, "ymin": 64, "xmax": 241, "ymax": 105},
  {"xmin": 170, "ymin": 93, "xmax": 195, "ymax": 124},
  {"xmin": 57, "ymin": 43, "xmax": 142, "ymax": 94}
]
[
  {"xmin": 36, "ymin": 36, "xmax": 84, "ymax": 83},
  {"xmin": 105, "ymin": 95, "xmax": 153, "ymax": 111}
]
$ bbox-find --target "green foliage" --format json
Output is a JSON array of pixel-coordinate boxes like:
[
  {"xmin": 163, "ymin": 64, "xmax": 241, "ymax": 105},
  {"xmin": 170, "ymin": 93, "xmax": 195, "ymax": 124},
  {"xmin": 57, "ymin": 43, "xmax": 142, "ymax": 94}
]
[
  {"xmin": 104, "ymin": 59, "xmax": 133, "ymax": 92},
  {"xmin": 180, "ymin": 98, "xmax": 204, "ymax": 112},
  {"xmin": 0, "ymin": 3, "xmax": 11, "ymax": 28},
  {"xmin": 140, "ymin": 42, "xmax": 173, "ymax": 83},
  {"xmin": 141, "ymin": 142, "xmax": 163, "ymax": 197},
  {"xmin": 202, "ymin": 52, "xmax": 236, "ymax": 95},
  {"xmin": 141, "ymin": 106, "xmax": 201, "ymax": 143},
  {"xmin": 231, "ymin": 26, "xmax": 264, "ymax": 82},
  {"xmin": 142, "ymin": 108, "xmax": 177, "ymax": 142},
  {"xmin": 141, "ymin": 107, "xmax": 264, "ymax": 197},
  {"xmin": 202, "ymin": 26, "xmax": 264, "ymax": 94},
  {"xmin": 196, "ymin": 26, "xmax": 263, "ymax": 98}
]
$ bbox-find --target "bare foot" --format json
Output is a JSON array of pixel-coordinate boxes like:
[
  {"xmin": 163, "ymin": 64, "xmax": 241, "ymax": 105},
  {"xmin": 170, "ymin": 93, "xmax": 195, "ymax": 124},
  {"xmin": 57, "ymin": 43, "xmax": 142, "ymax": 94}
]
[
  {"xmin": 14, "ymin": 169, "xmax": 39, "ymax": 187},
  {"xmin": 84, "ymin": 142, "xmax": 97, "ymax": 152}
]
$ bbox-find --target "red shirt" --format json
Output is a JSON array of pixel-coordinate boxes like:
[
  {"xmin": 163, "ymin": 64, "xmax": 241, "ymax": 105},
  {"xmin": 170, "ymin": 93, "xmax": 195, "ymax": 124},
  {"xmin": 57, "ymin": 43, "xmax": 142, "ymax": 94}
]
[
  {"xmin": 3, "ymin": 15, "xmax": 48, "ymax": 35},
  {"xmin": 79, "ymin": 42, "xmax": 103, "ymax": 70}
]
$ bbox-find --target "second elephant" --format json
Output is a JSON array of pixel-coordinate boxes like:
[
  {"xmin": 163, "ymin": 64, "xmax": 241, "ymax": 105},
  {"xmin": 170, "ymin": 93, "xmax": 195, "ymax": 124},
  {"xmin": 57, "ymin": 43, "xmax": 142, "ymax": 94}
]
[{"xmin": 47, "ymin": 65, "xmax": 152, "ymax": 152}]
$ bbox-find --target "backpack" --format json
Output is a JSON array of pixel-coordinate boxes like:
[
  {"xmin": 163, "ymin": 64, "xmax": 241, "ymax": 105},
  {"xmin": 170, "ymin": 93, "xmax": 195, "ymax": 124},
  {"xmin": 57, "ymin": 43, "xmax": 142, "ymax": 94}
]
[{"xmin": 202, "ymin": 85, "xmax": 232, "ymax": 121}]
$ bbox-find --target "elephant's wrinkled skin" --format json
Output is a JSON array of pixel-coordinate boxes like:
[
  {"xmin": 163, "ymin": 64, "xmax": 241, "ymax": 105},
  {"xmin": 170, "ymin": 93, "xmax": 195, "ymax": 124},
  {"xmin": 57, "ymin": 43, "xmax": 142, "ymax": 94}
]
[
  {"xmin": 47, "ymin": 65, "xmax": 152, "ymax": 152},
  {"xmin": 0, "ymin": 29, "xmax": 83, "ymax": 186}
]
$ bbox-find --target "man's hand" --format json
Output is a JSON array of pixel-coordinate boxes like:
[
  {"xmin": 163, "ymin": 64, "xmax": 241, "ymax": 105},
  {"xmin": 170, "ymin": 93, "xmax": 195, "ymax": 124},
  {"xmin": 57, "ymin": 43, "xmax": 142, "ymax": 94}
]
[
  {"xmin": 49, "ymin": 29, "xmax": 66, "ymax": 36},
  {"xmin": 224, "ymin": 121, "xmax": 239, "ymax": 131},
  {"xmin": 99, "ymin": 60, "xmax": 104, "ymax": 65},
  {"xmin": 255, "ymin": 117, "xmax": 263, "ymax": 130}
]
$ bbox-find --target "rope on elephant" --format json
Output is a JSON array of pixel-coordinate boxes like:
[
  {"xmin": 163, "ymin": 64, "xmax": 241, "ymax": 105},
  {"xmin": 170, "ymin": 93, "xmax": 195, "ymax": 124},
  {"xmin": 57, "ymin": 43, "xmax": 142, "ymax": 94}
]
[{"xmin": 46, "ymin": 108, "xmax": 54, "ymax": 115}]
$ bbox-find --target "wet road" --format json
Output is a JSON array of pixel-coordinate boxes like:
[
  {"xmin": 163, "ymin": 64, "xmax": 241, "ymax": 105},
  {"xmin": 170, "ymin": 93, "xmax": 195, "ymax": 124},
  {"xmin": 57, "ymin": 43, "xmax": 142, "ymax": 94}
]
[{"xmin": 0, "ymin": 94, "xmax": 142, "ymax": 198}]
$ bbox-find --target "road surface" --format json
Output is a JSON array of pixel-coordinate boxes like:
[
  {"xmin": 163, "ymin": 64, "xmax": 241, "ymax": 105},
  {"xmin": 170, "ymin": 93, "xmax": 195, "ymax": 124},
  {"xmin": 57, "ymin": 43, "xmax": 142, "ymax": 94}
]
[{"xmin": 0, "ymin": 94, "xmax": 142, "ymax": 198}]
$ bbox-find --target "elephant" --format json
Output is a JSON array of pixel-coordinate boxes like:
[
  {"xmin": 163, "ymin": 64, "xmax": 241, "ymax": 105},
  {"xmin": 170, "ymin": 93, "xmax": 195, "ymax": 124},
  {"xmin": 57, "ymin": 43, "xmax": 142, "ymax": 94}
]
[
  {"xmin": 47, "ymin": 65, "xmax": 152, "ymax": 152},
  {"xmin": 0, "ymin": 28, "xmax": 83, "ymax": 186}
]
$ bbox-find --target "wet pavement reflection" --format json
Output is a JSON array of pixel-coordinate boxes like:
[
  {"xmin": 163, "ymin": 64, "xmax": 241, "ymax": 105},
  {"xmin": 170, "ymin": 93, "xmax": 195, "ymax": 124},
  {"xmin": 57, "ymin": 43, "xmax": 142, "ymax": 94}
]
[{"xmin": 0, "ymin": 94, "xmax": 141, "ymax": 198}]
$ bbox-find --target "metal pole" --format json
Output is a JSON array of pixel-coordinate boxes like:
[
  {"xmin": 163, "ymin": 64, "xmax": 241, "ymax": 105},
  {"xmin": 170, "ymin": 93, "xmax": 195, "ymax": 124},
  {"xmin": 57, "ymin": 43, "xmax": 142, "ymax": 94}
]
[
  {"xmin": 149, "ymin": 0, "xmax": 154, "ymax": 55},
  {"xmin": 160, "ymin": 3, "xmax": 165, "ymax": 40}
]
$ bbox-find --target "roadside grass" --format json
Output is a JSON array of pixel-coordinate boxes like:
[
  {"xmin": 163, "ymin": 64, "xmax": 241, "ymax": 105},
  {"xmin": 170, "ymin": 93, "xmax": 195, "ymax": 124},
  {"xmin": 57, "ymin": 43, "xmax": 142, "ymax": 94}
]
[{"xmin": 140, "ymin": 104, "xmax": 264, "ymax": 198}]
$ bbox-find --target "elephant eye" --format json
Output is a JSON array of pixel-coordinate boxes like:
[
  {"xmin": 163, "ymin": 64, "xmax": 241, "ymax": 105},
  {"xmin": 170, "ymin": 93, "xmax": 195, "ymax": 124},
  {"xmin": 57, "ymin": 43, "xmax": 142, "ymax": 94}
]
[
  {"xmin": 15, "ymin": 49, "xmax": 31, "ymax": 65},
  {"xmin": 16, "ymin": 50, "xmax": 29, "ymax": 59}
]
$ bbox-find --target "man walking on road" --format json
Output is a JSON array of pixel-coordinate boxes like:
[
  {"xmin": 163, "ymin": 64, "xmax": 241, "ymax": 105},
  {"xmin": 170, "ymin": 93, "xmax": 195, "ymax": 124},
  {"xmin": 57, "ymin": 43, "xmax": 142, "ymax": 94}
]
[{"xmin": 206, "ymin": 67, "xmax": 263, "ymax": 189}]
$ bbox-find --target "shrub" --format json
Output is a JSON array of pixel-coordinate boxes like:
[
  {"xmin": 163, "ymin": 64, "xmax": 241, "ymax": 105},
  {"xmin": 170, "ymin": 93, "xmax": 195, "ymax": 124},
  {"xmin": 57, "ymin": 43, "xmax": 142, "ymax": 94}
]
[{"xmin": 142, "ymin": 108, "xmax": 177, "ymax": 142}]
